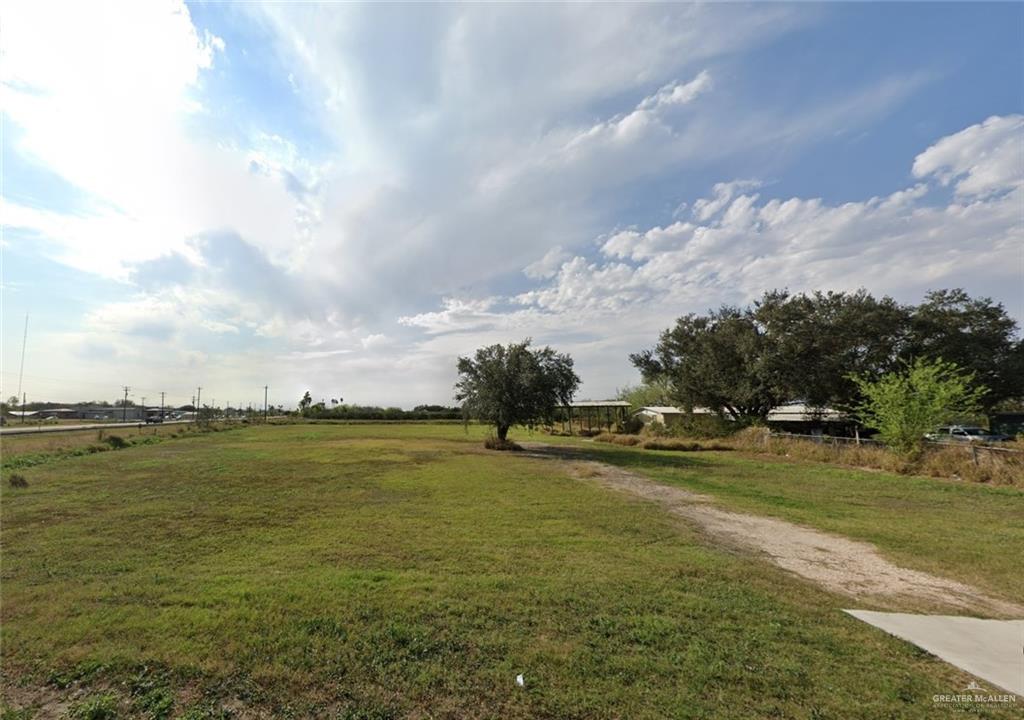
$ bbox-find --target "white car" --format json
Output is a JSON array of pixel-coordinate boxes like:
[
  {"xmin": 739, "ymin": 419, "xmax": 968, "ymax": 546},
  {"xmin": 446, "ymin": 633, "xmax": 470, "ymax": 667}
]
[{"xmin": 925, "ymin": 425, "xmax": 1011, "ymax": 443}]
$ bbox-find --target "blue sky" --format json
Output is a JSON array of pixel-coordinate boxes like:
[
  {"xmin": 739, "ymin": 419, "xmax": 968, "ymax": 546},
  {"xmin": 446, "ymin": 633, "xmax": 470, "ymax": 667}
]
[{"xmin": 2, "ymin": 2, "xmax": 1022, "ymax": 408}]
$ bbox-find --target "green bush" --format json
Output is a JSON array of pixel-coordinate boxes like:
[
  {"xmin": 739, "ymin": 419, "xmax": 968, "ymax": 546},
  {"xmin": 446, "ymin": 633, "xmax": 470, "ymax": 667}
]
[
  {"xmin": 104, "ymin": 435, "xmax": 129, "ymax": 449},
  {"xmin": 7, "ymin": 473, "xmax": 28, "ymax": 488},
  {"xmin": 70, "ymin": 694, "xmax": 118, "ymax": 720},
  {"xmin": 135, "ymin": 688, "xmax": 173, "ymax": 720},
  {"xmin": 851, "ymin": 358, "xmax": 985, "ymax": 457}
]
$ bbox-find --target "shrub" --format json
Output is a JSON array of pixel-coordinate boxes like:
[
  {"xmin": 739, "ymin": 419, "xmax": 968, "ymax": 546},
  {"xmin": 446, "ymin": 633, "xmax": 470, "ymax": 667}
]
[
  {"xmin": 619, "ymin": 415, "xmax": 645, "ymax": 434},
  {"xmin": 104, "ymin": 435, "xmax": 129, "ymax": 449},
  {"xmin": 920, "ymin": 445, "xmax": 1024, "ymax": 485},
  {"xmin": 483, "ymin": 436, "xmax": 523, "ymax": 452},
  {"xmin": 850, "ymin": 358, "xmax": 985, "ymax": 458},
  {"xmin": 641, "ymin": 439, "xmax": 703, "ymax": 451},
  {"xmin": 7, "ymin": 473, "xmax": 28, "ymax": 488},
  {"xmin": 594, "ymin": 433, "xmax": 642, "ymax": 446},
  {"xmin": 70, "ymin": 694, "xmax": 119, "ymax": 720},
  {"xmin": 673, "ymin": 414, "xmax": 737, "ymax": 439},
  {"xmin": 642, "ymin": 421, "xmax": 669, "ymax": 438}
]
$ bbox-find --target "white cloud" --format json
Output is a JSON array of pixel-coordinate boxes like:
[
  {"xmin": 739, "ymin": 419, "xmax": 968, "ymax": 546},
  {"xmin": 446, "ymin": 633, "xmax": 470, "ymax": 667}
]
[
  {"xmin": 1, "ymin": 0, "xmax": 315, "ymax": 277},
  {"xmin": 524, "ymin": 246, "xmax": 572, "ymax": 280},
  {"xmin": 404, "ymin": 116, "xmax": 1023, "ymax": 398},
  {"xmin": 912, "ymin": 114, "xmax": 1023, "ymax": 197},
  {"xmin": 3, "ymin": 4, "xmax": 1017, "ymax": 407},
  {"xmin": 637, "ymin": 71, "xmax": 713, "ymax": 111}
]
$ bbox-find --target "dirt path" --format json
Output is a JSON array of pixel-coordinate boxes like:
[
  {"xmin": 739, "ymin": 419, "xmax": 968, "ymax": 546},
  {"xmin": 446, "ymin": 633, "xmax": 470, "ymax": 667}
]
[{"xmin": 520, "ymin": 443, "xmax": 1023, "ymax": 617}]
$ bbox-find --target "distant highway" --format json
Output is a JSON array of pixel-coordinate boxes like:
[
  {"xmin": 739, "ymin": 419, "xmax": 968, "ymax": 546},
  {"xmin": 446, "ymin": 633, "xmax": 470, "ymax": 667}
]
[{"xmin": 0, "ymin": 420, "xmax": 192, "ymax": 436}]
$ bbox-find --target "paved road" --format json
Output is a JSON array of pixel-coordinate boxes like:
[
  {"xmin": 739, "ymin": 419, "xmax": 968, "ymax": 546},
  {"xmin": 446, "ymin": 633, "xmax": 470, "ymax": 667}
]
[{"xmin": 0, "ymin": 420, "xmax": 192, "ymax": 436}]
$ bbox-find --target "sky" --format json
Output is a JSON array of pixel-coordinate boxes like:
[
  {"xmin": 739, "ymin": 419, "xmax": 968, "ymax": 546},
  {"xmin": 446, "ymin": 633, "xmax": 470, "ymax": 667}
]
[{"xmin": 1, "ymin": 1, "xmax": 1022, "ymax": 410}]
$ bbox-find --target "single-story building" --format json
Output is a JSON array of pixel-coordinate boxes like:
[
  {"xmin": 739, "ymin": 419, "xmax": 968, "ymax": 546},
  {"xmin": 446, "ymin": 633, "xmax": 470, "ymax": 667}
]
[
  {"xmin": 766, "ymin": 402, "xmax": 852, "ymax": 436},
  {"xmin": 633, "ymin": 406, "xmax": 719, "ymax": 426},
  {"xmin": 632, "ymin": 402, "xmax": 853, "ymax": 435}
]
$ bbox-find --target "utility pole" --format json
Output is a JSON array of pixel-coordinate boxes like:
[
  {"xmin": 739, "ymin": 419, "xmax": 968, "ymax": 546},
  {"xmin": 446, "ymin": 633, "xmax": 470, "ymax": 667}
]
[
  {"xmin": 160, "ymin": 391, "xmax": 165, "ymax": 420},
  {"xmin": 141, "ymin": 396, "xmax": 147, "ymax": 424},
  {"xmin": 122, "ymin": 386, "xmax": 130, "ymax": 423},
  {"xmin": 264, "ymin": 385, "xmax": 268, "ymax": 423},
  {"xmin": 196, "ymin": 387, "xmax": 202, "ymax": 425},
  {"xmin": 16, "ymin": 313, "xmax": 28, "ymax": 424}
]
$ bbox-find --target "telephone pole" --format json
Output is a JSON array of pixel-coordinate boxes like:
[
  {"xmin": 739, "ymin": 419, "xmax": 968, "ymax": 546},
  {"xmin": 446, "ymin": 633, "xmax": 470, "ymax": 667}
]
[
  {"xmin": 196, "ymin": 387, "xmax": 202, "ymax": 424},
  {"xmin": 16, "ymin": 313, "xmax": 28, "ymax": 423},
  {"xmin": 264, "ymin": 385, "xmax": 268, "ymax": 423},
  {"xmin": 160, "ymin": 392, "xmax": 165, "ymax": 420},
  {"xmin": 141, "ymin": 396, "xmax": 147, "ymax": 423},
  {"xmin": 122, "ymin": 386, "xmax": 130, "ymax": 423}
]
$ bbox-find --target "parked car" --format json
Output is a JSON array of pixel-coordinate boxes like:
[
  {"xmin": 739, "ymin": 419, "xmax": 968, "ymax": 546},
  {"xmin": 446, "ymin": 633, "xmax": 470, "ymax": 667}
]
[
  {"xmin": 145, "ymin": 416, "xmax": 164, "ymax": 424},
  {"xmin": 925, "ymin": 425, "xmax": 1011, "ymax": 443}
]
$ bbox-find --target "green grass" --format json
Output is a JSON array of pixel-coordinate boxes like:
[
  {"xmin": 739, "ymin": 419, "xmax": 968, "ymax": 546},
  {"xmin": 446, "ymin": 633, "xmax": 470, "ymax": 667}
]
[
  {"xmin": 548, "ymin": 438, "xmax": 1024, "ymax": 606},
  {"xmin": 1, "ymin": 424, "xmax": 1019, "ymax": 718}
]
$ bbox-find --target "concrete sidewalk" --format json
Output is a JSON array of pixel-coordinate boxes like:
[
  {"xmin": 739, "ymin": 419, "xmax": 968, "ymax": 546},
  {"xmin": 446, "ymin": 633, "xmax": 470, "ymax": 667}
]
[{"xmin": 845, "ymin": 610, "xmax": 1023, "ymax": 695}]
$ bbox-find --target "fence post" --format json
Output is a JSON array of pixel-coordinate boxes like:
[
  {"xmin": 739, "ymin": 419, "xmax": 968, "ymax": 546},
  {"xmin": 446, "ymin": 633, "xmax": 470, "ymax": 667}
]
[{"xmin": 971, "ymin": 445, "xmax": 979, "ymax": 466}]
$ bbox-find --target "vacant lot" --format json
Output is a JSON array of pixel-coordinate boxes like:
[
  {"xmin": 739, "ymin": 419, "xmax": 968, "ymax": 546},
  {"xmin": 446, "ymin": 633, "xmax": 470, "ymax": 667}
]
[{"xmin": 2, "ymin": 424, "xmax": 1020, "ymax": 718}]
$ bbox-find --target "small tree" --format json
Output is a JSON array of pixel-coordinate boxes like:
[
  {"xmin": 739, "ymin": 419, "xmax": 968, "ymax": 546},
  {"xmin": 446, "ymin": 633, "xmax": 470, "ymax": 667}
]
[
  {"xmin": 616, "ymin": 379, "xmax": 674, "ymax": 409},
  {"xmin": 455, "ymin": 339, "xmax": 580, "ymax": 441},
  {"xmin": 850, "ymin": 358, "xmax": 985, "ymax": 456},
  {"xmin": 298, "ymin": 391, "xmax": 312, "ymax": 415}
]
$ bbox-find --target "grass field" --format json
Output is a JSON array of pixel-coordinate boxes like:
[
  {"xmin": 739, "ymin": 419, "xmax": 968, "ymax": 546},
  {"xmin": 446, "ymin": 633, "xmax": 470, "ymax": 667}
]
[
  {"xmin": 550, "ymin": 440, "xmax": 1024, "ymax": 606},
  {"xmin": 2, "ymin": 424, "xmax": 1021, "ymax": 718}
]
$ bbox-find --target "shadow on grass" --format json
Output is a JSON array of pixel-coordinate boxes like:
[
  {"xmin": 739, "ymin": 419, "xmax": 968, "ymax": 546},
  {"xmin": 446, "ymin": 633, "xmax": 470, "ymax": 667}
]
[{"xmin": 522, "ymin": 441, "xmax": 713, "ymax": 473}]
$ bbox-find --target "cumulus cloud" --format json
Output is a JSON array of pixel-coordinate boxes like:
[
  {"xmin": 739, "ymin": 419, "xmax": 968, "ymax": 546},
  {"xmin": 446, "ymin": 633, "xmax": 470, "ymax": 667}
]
[
  {"xmin": 912, "ymin": 114, "xmax": 1023, "ymax": 197},
  {"xmin": 405, "ymin": 115, "xmax": 1022, "ymax": 396},
  {"xmin": 4, "ymin": 3, "xmax": 1018, "ymax": 407}
]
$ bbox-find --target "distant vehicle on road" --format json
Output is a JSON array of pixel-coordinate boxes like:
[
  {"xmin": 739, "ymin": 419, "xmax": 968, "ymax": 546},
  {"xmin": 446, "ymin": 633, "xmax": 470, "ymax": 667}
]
[
  {"xmin": 145, "ymin": 416, "xmax": 164, "ymax": 424},
  {"xmin": 925, "ymin": 425, "xmax": 1011, "ymax": 443}
]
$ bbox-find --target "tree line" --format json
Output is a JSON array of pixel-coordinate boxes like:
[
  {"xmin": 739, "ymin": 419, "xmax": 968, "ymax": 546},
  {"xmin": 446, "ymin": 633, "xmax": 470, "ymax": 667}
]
[
  {"xmin": 454, "ymin": 288, "xmax": 1022, "ymax": 452},
  {"xmin": 630, "ymin": 288, "xmax": 1022, "ymax": 422},
  {"xmin": 296, "ymin": 391, "xmax": 462, "ymax": 421}
]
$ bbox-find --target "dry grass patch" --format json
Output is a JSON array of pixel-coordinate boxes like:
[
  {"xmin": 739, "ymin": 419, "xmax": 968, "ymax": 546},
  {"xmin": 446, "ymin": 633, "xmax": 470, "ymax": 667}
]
[
  {"xmin": 483, "ymin": 436, "xmax": 523, "ymax": 451},
  {"xmin": 594, "ymin": 434, "xmax": 731, "ymax": 452}
]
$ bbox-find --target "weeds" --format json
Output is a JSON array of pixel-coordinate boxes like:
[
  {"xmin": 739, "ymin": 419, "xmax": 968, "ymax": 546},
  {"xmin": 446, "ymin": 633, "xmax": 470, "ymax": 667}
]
[
  {"xmin": 594, "ymin": 433, "xmax": 642, "ymax": 446},
  {"xmin": 594, "ymin": 426, "xmax": 1020, "ymax": 484},
  {"xmin": 483, "ymin": 436, "xmax": 523, "ymax": 451},
  {"xmin": 7, "ymin": 473, "xmax": 28, "ymax": 488},
  {"xmin": 134, "ymin": 688, "xmax": 174, "ymax": 720},
  {"xmin": 720, "ymin": 427, "xmax": 1021, "ymax": 485},
  {"xmin": 69, "ymin": 694, "xmax": 118, "ymax": 720},
  {"xmin": 104, "ymin": 435, "xmax": 129, "ymax": 450},
  {"xmin": 594, "ymin": 434, "xmax": 730, "ymax": 452},
  {"xmin": 0, "ymin": 707, "xmax": 34, "ymax": 720}
]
